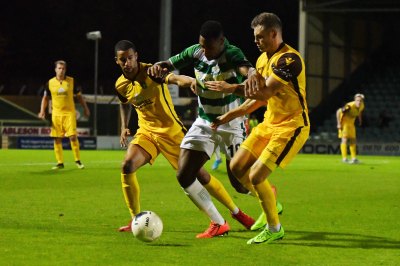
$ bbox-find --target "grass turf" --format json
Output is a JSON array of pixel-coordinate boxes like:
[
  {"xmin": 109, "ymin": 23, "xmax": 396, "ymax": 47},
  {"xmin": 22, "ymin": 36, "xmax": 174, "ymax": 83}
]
[{"xmin": 0, "ymin": 149, "xmax": 399, "ymax": 265}]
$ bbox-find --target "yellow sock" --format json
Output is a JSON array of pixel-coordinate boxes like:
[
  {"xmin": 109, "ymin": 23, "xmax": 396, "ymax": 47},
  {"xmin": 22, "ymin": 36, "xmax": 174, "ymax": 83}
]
[
  {"xmin": 340, "ymin": 143, "xmax": 348, "ymax": 159},
  {"xmin": 254, "ymin": 179, "xmax": 279, "ymax": 227},
  {"xmin": 121, "ymin": 173, "xmax": 140, "ymax": 217},
  {"xmin": 70, "ymin": 139, "xmax": 80, "ymax": 161},
  {"xmin": 54, "ymin": 140, "xmax": 63, "ymax": 164},
  {"xmin": 203, "ymin": 175, "xmax": 236, "ymax": 212},
  {"xmin": 349, "ymin": 144, "xmax": 356, "ymax": 159}
]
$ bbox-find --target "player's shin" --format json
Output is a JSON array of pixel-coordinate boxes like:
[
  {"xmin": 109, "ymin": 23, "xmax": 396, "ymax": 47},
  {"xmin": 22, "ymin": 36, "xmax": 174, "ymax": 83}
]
[
  {"xmin": 54, "ymin": 139, "xmax": 64, "ymax": 164},
  {"xmin": 70, "ymin": 138, "xmax": 80, "ymax": 161},
  {"xmin": 183, "ymin": 179, "xmax": 225, "ymax": 225},
  {"xmin": 121, "ymin": 173, "xmax": 140, "ymax": 217},
  {"xmin": 203, "ymin": 175, "xmax": 236, "ymax": 212},
  {"xmin": 254, "ymin": 179, "xmax": 280, "ymax": 231}
]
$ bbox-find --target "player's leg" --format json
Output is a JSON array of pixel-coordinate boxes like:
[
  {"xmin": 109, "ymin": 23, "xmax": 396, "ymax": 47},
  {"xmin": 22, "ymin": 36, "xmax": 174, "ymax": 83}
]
[
  {"xmin": 50, "ymin": 115, "xmax": 64, "ymax": 169},
  {"xmin": 177, "ymin": 148, "xmax": 229, "ymax": 238},
  {"xmin": 52, "ymin": 137, "xmax": 64, "ymax": 169},
  {"xmin": 247, "ymin": 126, "xmax": 309, "ymax": 244},
  {"xmin": 65, "ymin": 113, "xmax": 83, "ymax": 168},
  {"xmin": 211, "ymin": 146, "xmax": 222, "ymax": 170},
  {"xmin": 339, "ymin": 125, "xmax": 349, "ymax": 162},
  {"xmin": 246, "ymin": 164, "xmax": 284, "ymax": 244},
  {"xmin": 69, "ymin": 135, "xmax": 84, "ymax": 169},
  {"xmin": 196, "ymin": 166, "xmax": 255, "ymax": 230},
  {"xmin": 347, "ymin": 126, "xmax": 358, "ymax": 163},
  {"xmin": 119, "ymin": 132, "xmax": 155, "ymax": 232}
]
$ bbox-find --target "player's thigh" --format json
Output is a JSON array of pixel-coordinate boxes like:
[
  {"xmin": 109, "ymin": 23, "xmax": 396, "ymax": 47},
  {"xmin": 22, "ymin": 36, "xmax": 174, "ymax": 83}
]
[
  {"xmin": 341, "ymin": 124, "xmax": 355, "ymax": 139},
  {"xmin": 260, "ymin": 126, "xmax": 309, "ymax": 170},
  {"xmin": 50, "ymin": 115, "xmax": 64, "ymax": 137},
  {"xmin": 158, "ymin": 131, "xmax": 185, "ymax": 170},
  {"xmin": 64, "ymin": 113, "xmax": 77, "ymax": 137},
  {"xmin": 180, "ymin": 119, "xmax": 216, "ymax": 159},
  {"xmin": 130, "ymin": 130, "xmax": 159, "ymax": 165}
]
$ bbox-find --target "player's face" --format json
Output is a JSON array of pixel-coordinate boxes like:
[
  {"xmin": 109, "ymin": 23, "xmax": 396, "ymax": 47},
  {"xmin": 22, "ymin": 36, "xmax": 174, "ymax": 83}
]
[
  {"xmin": 199, "ymin": 36, "xmax": 224, "ymax": 60},
  {"xmin": 253, "ymin": 25, "xmax": 274, "ymax": 53},
  {"xmin": 115, "ymin": 48, "xmax": 138, "ymax": 75},
  {"xmin": 55, "ymin": 64, "xmax": 66, "ymax": 78},
  {"xmin": 354, "ymin": 96, "xmax": 363, "ymax": 107}
]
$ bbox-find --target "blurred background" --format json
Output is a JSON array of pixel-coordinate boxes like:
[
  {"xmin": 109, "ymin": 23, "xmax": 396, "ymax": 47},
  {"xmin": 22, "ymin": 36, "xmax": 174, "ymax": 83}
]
[{"xmin": 1, "ymin": 0, "xmax": 399, "ymax": 153}]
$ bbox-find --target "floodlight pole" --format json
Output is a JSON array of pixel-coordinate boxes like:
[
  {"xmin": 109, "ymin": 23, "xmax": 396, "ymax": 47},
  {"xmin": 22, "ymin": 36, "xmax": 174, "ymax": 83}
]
[{"xmin": 86, "ymin": 31, "xmax": 101, "ymax": 137}]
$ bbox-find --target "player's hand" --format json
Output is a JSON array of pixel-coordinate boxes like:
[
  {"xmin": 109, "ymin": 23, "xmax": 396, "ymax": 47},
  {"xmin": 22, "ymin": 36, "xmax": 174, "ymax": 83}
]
[
  {"xmin": 38, "ymin": 112, "xmax": 46, "ymax": 119},
  {"xmin": 147, "ymin": 64, "xmax": 168, "ymax": 78},
  {"xmin": 120, "ymin": 128, "xmax": 131, "ymax": 148},
  {"xmin": 190, "ymin": 79, "xmax": 199, "ymax": 95},
  {"xmin": 244, "ymin": 71, "xmax": 265, "ymax": 98},
  {"xmin": 205, "ymin": 81, "xmax": 235, "ymax": 93},
  {"xmin": 210, "ymin": 114, "xmax": 230, "ymax": 129}
]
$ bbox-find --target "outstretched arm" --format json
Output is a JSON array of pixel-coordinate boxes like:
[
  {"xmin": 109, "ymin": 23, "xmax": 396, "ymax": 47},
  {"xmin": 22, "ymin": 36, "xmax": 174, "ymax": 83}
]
[{"xmin": 211, "ymin": 99, "xmax": 266, "ymax": 129}]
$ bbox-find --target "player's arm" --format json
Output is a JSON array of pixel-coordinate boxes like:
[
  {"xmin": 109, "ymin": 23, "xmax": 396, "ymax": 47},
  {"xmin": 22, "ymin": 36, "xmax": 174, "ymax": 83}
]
[
  {"xmin": 76, "ymin": 93, "xmax": 91, "ymax": 118},
  {"xmin": 336, "ymin": 108, "xmax": 343, "ymax": 129},
  {"xmin": 38, "ymin": 95, "xmax": 49, "ymax": 119},
  {"xmin": 211, "ymin": 99, "xmax": 266, "ymax": 129},
  {"xmin": 164, "ymin": 73, "xmax": 195, "ymax": 88},
  {"xmin": 119, "ymin": 103, "xmax": 132, "ymax": 148}
]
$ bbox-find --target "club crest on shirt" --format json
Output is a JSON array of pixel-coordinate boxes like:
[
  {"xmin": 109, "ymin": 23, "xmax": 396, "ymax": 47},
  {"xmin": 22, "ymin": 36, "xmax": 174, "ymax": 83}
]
[{"xmin": 57, "ymin": 87, "xmax": 67, "ymax": 96}]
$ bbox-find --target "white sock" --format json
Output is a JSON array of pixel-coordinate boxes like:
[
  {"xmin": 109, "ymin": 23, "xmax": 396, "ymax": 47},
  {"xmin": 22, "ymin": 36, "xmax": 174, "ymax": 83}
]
[
  {"xmin": 183, "ymin": 179, "xmax": 225, "ymax": 225},
  {"xmin": 268, "ymin": 223, "xmax": 281, "ymax": 233}
]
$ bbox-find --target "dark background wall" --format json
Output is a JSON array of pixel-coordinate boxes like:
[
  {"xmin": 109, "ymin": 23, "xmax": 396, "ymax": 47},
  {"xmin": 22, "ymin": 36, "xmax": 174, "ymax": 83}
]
[{"xmin": 0, "ymin": 0, "xmax": 299, "ymax": 95}]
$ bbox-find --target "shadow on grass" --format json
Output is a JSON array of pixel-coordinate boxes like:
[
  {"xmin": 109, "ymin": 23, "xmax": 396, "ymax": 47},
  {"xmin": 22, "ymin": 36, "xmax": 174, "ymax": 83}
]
[{"xmin": 230, "ymin": 229, "xmax": 400, "ymax": 249}]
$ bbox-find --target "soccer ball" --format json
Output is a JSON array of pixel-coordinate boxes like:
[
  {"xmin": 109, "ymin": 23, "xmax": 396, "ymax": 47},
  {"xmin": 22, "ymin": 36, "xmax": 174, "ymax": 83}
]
[{"xmin": 131, "ymin": 211, "xmax": 163, "ymax": 242}]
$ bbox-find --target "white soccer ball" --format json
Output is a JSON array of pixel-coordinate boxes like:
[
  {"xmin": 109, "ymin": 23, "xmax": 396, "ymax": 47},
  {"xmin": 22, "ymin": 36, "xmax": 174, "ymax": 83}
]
[{"xmin": 131, "ymin": 211, "xmax": 163, "ymax": 242}]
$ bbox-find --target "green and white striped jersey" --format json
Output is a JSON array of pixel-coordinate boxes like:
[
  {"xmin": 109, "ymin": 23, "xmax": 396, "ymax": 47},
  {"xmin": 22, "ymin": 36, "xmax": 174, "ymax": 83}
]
[{"xmin": 169, "ymin": 39, "xmax": 252, "ymax": 124}]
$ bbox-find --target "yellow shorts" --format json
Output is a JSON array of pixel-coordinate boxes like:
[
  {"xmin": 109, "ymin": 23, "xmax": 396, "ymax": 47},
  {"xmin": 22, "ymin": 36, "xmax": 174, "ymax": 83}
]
[
  {"xmin": 241, "ymin": 122, "xmax": 310, "ymax": 171},
  {"xmin": 131, "ymin": 128, "xmax": 184, "ymax": 169},
  {"xmin": 338, "ymin": 123, "xmax": 356, "ymax": 139},
  {"xmin": 51, "ymin": 113, "xmax": 77, "ymax": 138}
]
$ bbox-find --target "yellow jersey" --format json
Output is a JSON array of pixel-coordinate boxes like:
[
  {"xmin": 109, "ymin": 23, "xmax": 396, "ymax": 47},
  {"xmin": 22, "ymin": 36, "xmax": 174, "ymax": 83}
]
[
  {"xmin": 340, "ymin": 101, "xmax": 365, "ymax": 125},
  {"xmin": 45, "ymin": 76, "xmax": 79, "ymax": 115},
  {"xmin": 115, "ymin": 62, "xmax": 186, "ymax": 136},
  {"xmin": 256, "ymin": 43, "xmax": 309, "ymax": 128}
]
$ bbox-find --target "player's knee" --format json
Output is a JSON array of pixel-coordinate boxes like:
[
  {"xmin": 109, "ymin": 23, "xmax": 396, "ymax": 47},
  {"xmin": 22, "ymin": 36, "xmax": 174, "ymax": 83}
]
[
  {"xmin": 121, "ymin": 159, "xmax": 133, "ymax": 174},
  {"xmin": 230, "ymin": 161, "xmax": 245, "ymax": 179},
  {"xmin": 176, "ymin": 169, "xmax": 194, "ymax": 188}
]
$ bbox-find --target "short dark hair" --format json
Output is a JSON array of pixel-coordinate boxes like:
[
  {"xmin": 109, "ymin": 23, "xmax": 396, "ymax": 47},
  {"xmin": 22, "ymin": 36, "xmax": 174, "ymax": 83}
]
[
  {"xmin": 199, "ymin": 20, "xmax": 223, "ymax": 39},
  {"xmin": 251, "ymin": 12, "xmax": 282, "ymax": 31},
  {"xmin": 114, "ymin": 40, "xmax": 136, "ymax": 55}
]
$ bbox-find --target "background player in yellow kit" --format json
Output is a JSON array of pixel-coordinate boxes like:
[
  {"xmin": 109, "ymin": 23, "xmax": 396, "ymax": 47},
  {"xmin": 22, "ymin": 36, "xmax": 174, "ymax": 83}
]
[
  {"xmin": 38, "ymin": 60, "xmax": 90, "ymax": 170},
  {"xmin": 336, "ymin": 93, "xmax": 365, "ymax": 164},
  {"xmin": 114, "ymin": 40, "xmax": 254, "ymax": 237},
  {"xmin": 206, "ymin": 12, "xmax": 310, "ymax": 244}
]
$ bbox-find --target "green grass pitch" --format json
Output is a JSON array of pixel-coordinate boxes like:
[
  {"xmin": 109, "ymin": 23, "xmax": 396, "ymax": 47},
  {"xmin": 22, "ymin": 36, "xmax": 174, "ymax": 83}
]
[{"xmin": 0, "ymin": 149, "xmax": 399, "ymax": 265}]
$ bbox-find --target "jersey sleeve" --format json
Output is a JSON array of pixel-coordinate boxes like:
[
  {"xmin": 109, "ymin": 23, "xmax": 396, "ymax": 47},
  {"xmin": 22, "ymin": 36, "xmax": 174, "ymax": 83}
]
[
  {"xmin": 44, "ymin": 82, "xmax": 51, "ymax": 98},
  {"xmin": 169, "ymin": 44, "xmax": 198, "ymax": 70},
  {"xmin": 225, "ymin": 45, "xmax": 252, "ymax": 68},
  {"xmin": 272, "ymin": 53, "xmax": 302, "ymax": 83}
]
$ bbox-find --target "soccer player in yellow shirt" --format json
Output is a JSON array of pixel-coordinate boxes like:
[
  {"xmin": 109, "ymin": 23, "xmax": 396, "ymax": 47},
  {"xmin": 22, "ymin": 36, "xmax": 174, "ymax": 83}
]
[
  {"xmin": 114, "ymin": 40, "xmax": 254, "ymax": 237},
  {"xmin": 38, "ymin": 60, "xmax": 90, "ymax": 170},
  {"xmin": 336, "ymin": 93, "xmax": 365, "ymax": 163},
  {"xmin": 206, "ymin": 12, "xmax": 310, "ymax": 244}
]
